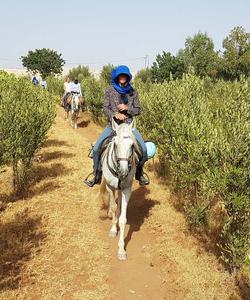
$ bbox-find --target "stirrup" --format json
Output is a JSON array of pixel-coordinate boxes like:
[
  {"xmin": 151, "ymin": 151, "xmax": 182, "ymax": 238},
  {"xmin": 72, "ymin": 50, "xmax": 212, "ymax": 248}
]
[
  {"xmin": 138, "ymin": 172, "xmax": 150, "ymax": 186},
  {"xmin": 83, "ymin": 171, "xmax": 102, "ymax": 187},
  {"xmin": 83, "ymin": 172, "xmax": 95, "ymax": 187},
  {"xmin": 84, "ymin": 172, "xmax": 94, "ymax": 181}
]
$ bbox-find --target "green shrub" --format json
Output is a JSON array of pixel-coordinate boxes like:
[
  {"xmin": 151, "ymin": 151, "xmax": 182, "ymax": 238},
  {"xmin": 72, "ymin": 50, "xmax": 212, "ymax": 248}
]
[
  {"xmin": 136, "ymin": 74, "xmax": 250, "ymax": 270},
  {"xmin": 81, "ymin": 77, "xmax": 105, "ymax": 123},
  {"xmin": 46, "ymin": 76, "xmax": 64, "ymax": 98},
  {"xmin": 100, "ymin": 64, "xmax": 114, "ymax": 86},
  {"xmin": 0, "ymin": 72, "xmax": 56, "ymax": 194},
  {"xmin": 134, "ymin": 68, "xmax": 153, "ymax": 84},
  {"xmin": 68, "ymin": 65, "xmax": 92, "ymax": 82}
]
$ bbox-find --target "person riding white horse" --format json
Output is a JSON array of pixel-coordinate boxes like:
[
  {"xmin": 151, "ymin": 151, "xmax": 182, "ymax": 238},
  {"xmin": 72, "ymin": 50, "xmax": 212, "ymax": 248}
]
[
  {"xmin": 84, "ymin": 65, "xmax": 149, "ymax": 187},
  {"xmin": 70, "ymin": 79, "xmax": 82, "ymax": 96},
  {"xmin": 63, "ymin": 79, "xmax": 84, "ymax": 128}
]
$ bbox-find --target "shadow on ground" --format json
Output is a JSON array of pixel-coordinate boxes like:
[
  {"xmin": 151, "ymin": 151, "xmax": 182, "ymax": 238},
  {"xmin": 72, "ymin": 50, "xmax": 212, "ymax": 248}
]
[
  {"xmin": 124, "ymin": 187, "xmax": 160, "ymax": 249},
  {"xmin": 0, "ymin": 158, "xmax": 72, "ymax": 209},
  {"xmin": 78, "ymin": 119, "xmax": 90, "ymax": 128},
  {"xmin": 30, "ymin": 163, "xmax": 70, "ymax": 185},
  {"xmin": 42, "ymin": 139, "xmax": 70, "ymax": 148},
  {"xmin": 41, "ymin": 151, "xmax": 74, "ymax": 162},
  {"xmin": 0, "ymin": 209, "xmax": 46, "ymax": 291}
]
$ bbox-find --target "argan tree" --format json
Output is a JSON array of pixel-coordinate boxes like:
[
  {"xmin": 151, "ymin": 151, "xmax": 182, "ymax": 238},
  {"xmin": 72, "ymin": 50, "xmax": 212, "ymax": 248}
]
[{"xmin": 21, "ymin": 48, "xmax": 65, "ymax": 78}]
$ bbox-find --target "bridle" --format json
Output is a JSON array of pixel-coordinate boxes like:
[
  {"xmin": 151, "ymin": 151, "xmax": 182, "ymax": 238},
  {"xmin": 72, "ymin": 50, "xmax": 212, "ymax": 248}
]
[
  {"xmin": 115, "ymin": 136, "xmax": 134, "ymax": 165},
  {"xmin": 107, "ymin": 136, "xmax": 135, "ymax": 179}
]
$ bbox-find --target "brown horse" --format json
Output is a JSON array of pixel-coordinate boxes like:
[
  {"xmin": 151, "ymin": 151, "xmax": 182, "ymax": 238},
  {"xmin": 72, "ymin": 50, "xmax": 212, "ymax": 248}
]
[{"xmin": 64, "ymin": 93, "xmax": 84, "ymax": 129}]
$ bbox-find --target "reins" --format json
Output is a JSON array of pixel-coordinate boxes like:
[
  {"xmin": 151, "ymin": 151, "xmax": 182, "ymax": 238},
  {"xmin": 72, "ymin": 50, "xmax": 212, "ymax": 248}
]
[{"xmin": 104, "ymin": 139, "xmax": 135, "ymax": 180}]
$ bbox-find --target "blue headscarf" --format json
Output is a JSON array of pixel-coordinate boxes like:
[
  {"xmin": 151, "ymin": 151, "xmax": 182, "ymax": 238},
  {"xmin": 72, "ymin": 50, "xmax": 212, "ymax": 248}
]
[{"xmin": 111, "ymin": 65, "xmax": 132, "ymax": 94}]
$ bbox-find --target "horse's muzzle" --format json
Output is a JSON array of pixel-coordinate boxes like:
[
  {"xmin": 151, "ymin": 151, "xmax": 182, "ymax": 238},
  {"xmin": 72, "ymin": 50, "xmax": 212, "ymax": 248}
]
[
  {"xmin": 117, "ymin": 159, "xmax": 131, "ymax": 179},
  {"xmin": 118, "ymin": 160, "xmax": 129, "ymax": 179}
]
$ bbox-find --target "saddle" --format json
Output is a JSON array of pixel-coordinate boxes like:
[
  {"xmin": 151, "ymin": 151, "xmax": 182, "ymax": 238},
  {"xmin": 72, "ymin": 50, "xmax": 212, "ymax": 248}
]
[
  {"xmin": 88, "ymin": 132, "xmax": 143, "ymax": 169},
  {"xmin": 88, "ymin": 134, "xmax": 115, "ymax": 160}
]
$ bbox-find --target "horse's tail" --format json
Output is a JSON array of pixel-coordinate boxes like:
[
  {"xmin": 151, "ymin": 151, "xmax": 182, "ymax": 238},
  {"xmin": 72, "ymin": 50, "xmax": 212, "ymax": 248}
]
[{"xmin": 79, "ymin": 96, "xmax": 84, "ymax": 105}]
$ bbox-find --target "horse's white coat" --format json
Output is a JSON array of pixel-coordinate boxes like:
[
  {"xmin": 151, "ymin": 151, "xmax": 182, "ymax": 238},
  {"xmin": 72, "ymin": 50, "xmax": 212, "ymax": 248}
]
[
  {"xmin": 101, "ymin": 120, "xmax": 138, "ymax": 260},
  {"xmin": 64, "ymin": 94, "xmax": 81, "ymax": 129},
  {"xmin": 71, "ymin": 94, "xmax": 80, "ymax": 129}
]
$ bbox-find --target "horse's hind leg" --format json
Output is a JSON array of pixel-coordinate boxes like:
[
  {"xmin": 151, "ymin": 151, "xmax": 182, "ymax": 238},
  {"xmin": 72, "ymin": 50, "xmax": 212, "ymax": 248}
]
[
  {"xmin": 106, "ymin": 184, "xmax": 118, "ymax": 238},
  {"xmin": 118, "ymin": 187, "xmax": 131, "ymax": 260}
]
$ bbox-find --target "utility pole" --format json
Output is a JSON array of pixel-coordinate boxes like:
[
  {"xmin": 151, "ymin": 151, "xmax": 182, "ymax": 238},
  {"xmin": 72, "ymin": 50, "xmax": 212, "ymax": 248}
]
[{"xmin": 144, "ymin": 55, "xmax": 149, "ymax": 68}]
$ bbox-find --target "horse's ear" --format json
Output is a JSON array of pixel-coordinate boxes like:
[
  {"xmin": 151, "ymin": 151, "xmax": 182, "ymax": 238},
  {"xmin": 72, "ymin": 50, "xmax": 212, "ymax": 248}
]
[{"xmin": 112, "ymin": 117, "xmax": 118, "ymax": 131}]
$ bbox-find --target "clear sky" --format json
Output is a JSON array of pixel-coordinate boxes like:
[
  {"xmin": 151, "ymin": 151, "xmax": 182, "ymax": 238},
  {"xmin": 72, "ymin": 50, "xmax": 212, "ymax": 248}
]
[{"xmin": 0, "ymin": 0, "xmax": 249, "ymax": 72}]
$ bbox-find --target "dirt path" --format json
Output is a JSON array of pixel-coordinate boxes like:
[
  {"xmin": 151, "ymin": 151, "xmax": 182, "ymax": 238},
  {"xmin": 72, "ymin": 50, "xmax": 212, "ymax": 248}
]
[{"xmin": 0, "ymin": 109, "xmax": 243, "ymax": 300}]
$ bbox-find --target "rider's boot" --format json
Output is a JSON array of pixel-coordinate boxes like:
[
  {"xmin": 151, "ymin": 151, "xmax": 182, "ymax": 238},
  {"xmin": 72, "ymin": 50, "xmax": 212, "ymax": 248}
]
[
  {"xmin": 135, "ymin": 165, "xmax": 150, "ymax": 186},
  {"xmin": 84, "ymin": 170, "xmax": 102, "ymax": 187}
]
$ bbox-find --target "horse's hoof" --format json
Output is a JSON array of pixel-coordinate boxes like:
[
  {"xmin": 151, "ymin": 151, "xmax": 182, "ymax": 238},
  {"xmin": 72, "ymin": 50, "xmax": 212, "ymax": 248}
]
[
  {"xmin": 109, "ymin": 230, "xmax": 117, "ymax": 238},
  {"xmin": 118, "ymin": 252, "xmax": 127, "ymax": 260}
]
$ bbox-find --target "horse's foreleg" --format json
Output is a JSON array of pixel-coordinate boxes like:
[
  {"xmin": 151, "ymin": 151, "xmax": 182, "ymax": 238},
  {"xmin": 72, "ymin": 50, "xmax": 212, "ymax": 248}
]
[
  {"xmin": 64, "ymin": 110, "xmax": 68, "ymax": 120},
  {"xmin": 118, "ymin": 187, "xmax": 131, "ymax": 260},
  {"xmin": 71, "ymin": 111, "xmax": 78, "ymax": 129},
  {"xmin": 106, "ymin": 185, "xmax": 117, "ymax": 238}
]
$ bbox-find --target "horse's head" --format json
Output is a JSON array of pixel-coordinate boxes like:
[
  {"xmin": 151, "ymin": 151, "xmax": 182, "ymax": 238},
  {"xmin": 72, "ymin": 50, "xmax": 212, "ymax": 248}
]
[{"xmin": 111, "ymin": 119, "xmax": 137, "ymax": 179}]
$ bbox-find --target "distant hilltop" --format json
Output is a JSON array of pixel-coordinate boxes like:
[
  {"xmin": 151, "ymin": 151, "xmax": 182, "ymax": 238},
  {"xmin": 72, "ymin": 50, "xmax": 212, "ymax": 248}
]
[
  {"xmin": 1, "ymin": 67, "xmax": 102, "ymax": 78},
  {"xmin": 1, "ymin": 68, "xmax": 28, "ymax": 76}
]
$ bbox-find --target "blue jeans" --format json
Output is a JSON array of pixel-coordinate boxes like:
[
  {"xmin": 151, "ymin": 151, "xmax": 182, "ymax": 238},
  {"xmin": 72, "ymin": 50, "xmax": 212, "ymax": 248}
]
[{"xmin": 93, "ymin": 125, "xmax": 148, "ymax": 173}]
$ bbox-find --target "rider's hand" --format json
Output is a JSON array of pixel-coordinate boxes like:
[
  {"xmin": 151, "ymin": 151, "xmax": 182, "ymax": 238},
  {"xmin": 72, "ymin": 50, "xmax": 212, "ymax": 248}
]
[
  {"xmin": 118, "ymin": 104, "xmax": 128, "ymax": 111},
  {"xmin": 115, "ymin": 113, "xmax": 127, "ymax": 121}
]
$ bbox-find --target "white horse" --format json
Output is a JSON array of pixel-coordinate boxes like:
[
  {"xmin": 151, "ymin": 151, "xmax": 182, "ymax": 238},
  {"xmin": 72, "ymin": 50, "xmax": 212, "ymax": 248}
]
[
  {"xmin": 100, "ymin": 119, "xmax": 140, "ymax": 260},
  {"xmin": 64, "ymin": 93, "xmax": 83, "ymax": 129}
]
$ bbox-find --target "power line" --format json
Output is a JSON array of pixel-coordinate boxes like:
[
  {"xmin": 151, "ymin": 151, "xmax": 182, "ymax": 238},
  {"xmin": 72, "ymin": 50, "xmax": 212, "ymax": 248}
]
[{"xmin": 143, "ymin": 55, "xmax": 150, "ymax": 68}]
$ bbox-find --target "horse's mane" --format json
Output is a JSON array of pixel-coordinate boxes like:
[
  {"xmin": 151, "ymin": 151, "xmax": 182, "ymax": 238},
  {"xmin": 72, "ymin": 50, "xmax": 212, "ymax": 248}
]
[{"xmin": 117, "ymin": 123, "xmax": 141, "ymax": 157}]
